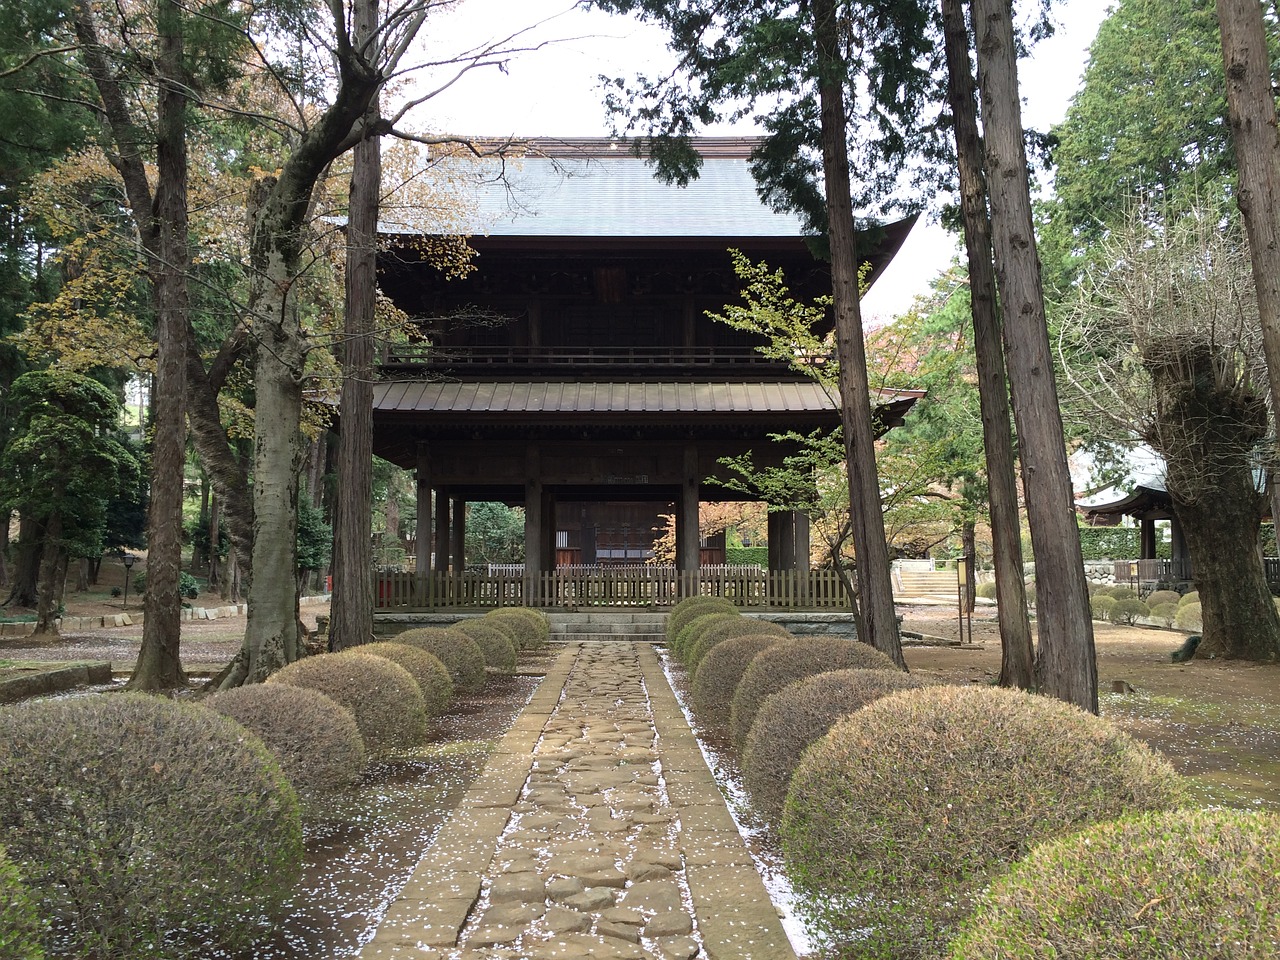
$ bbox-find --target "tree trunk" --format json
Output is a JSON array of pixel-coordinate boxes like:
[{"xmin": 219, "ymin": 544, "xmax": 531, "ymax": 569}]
[
  {"xmin": 941, "ymin": 0, "xmax": 1035, "ymax": 688},
  {"xmin": 220, "ymin": 185, "xmax": 308, "ymax": 687},
  {"xmin": 76, "ymin": 557, "xmax": 90, "ymax": 593},
  {"xmin": 131, "ymin": 0, "xmax": 189, "ymax": 691},
  {"xmin": 971, "ymin": 0, "xmax": 1097, "ymax": 711},
  {"xmin": 208, "ymin": 491, "xmax": 222, "ymax": 592},
  {"xmin": 33, "ymin": 514, "xmax": 63, "ymax": 635},
  {"xmin": 1216, "ymin": 0, "xmax": 1280, "ymax": 448},
  {"xmin": 193, "ymin": 471, "xmax": 210, "ymax": 574},
  {"xmin": 4, "ymin": 514, "xmax": 41, "ymax": 608},
  {"xmin": 0, "ymin": 512, "xmax": 8, "ymax": 587},
  {"xmin": 813, "ymin": 0, "xmax": 905, "ymax": 668},
  {"xmin": 960, "ymin": 519, "xmax": 976, "ymax": 615},
  {"xmin": 329, "ymin": 86, "xmax": 379, "ymax": 652}
]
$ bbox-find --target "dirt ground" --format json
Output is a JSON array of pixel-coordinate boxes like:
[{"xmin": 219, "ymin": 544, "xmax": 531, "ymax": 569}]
[{"xmin": 900, "ymin": 603, "xmax": 1280, "ymax": 810}]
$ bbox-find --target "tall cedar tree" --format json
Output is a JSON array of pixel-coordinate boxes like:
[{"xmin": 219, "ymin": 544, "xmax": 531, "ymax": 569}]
[
  {"xmin": 592, "ymin": 0, "xmax": 949, "ymax": 666},
  {"xmin": 940, "ymin": 0, "xmax": 1033, "ymax": 688},
  {"xmin": 1216, "ymin": 1, "xmax": 1280, "ymax": 498},
  {"xmin": 328, "ymin": 5, "xmax": 380, "ymax": 652},
  {"xmin": 972, "ymin": 0, "xmax": 1097, "ymax": 711}
]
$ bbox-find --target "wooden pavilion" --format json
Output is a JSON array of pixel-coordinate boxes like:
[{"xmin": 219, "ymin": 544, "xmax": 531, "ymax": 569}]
[{"xmin": 368, "ymin": 137, "xmax": 919, "ymax": 609}]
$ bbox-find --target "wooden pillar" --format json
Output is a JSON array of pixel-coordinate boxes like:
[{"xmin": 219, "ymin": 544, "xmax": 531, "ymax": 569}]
[
  {"xmin": 451, "ymin": 498, "xmax": 466, "ymax": 572},
  {"xmin": 767, "ymin": 510, "xmax": 785, "ymax": 571},
  {"xmin": 541, "ymin": 488, "xmax": 557, "ymax": 571},
  {"xmin": 682, "ymin": 296, "xmax": 697, "ymax": 350},
  {"xmin": 677, "ymin": 445, "xmax": 700, "ymax": 575},
  {"xmin": 524, "ymin": 447, "xmax": 543, "ymax": 586},
  {"xmin": 1140, "ymin": 517, "xmax": 1157, "ymax": 560},
  {"xmin": 433, "ymin": 490, "xmax": 450, "ymax": 574},
  {"xmin": 793, "ymin": 510, "xmax": 811, "ymax": 571},
  {"xmin": 778, "ymin": 511, "xmax": 796, "ymax": 570},
  {"xmin": 415, "ymin": 443, "xmax": 431, "ymax": 575}
]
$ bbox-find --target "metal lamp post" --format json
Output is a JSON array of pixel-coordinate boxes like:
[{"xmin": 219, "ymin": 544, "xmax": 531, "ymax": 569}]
[{"xmin": 122, "ymin": 553, "xmax": 137, "ymax": 609}]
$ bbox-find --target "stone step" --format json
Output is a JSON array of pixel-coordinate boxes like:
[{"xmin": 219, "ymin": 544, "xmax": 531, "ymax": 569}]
[
  {"xmin": 895, "ymin": 571, "xmax": 960, "ymax": 596},
  {"xmin": 546, "ymin": 612, "xmax": 668, "ymax": 626},
  {"xmin": 553, "ymin": 621, "xmax": 665, "ymax": 636}
]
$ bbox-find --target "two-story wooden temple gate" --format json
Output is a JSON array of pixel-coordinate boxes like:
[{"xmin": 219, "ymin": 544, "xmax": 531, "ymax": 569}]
[{"xmin": 362, "ymin": 138, "xmax": 919, "ymax": 597}]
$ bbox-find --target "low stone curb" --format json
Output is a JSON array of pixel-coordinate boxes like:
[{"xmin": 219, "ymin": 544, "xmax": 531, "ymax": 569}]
[{"xmin": 0, "ymin": 661, "xmax": 113, "ymax": 703}]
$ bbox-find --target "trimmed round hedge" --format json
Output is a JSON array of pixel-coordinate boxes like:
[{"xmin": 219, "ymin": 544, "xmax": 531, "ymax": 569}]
[
  {"xmin": 1177, "ymin": 590, "xmax": 1200, "ymax": 607},
  {"xmin": 1090, "ymin": 594, "xmax": 1117, "ymax": 621},
  {"xmin": 1144, "ymin": 589, "xmax": 1181, "ymax": 608},
  {"xmin": 1110, "ymin": 597, "xmax": 1149, "ymax": 625},
  {"xmin": 673, "ymin": 611, "xmax": 740, "ymax": 662},
  {"xmin": 394, "ymin": 627, "xmax": 488, "ymax": 694},
  {"xmin": 781, "ymin": 685, "xmax": 1187, "ymax": 957},
  {"xmin": 0, "ymin": 848, "xmax": 43, "ymax": 960},
  {"xmin": 360, "ymin": 641, "xmax": 455, "ymax": 714},
  {"xmin": 1149, "ymin": 601, "xmax": 1179, "ymax": 627},
  {"xmin": 691, "ymin": 634, "xmax": 793, "ymax": 728},
  {"xmin": 204, "ymin": 683, "xmax": 366, "ymax": 795},
  {"xmin": 729, "ymin": 636, "xmax": 899, "ymax": 748},
  {"xmin": 482, "ymin": 607, "xmax": 549, "ymax": 650},
  {"xmin": 685, "ymin": 617, "xmax": 790, "ymax": 670},
  {"xmin": 454, "ymin": 621, "xmax": 518, "ymax": 672},
  {"xmin": 742, "ymin": 668, "xmax": 935, "ymax": 824},
  {"xmin": 667, "ymin": 595, "xmax": 737, "ymax": 643},
  {"xmin": 269, "ymin": 651, "xmax": 429, "ymax": 754},
  {"xmin": 950, "ymin": 808, "xmax": 1280, "ymax": 960},
  {"xmin": 1175, "ymin": 601, "xmax": 1203, "ymax": 631},
  {"xmin": 0, "ymin": 694, "xmax": 302, "ymax": 958}
]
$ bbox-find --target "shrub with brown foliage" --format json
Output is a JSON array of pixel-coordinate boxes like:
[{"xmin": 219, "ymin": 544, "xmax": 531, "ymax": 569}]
[
  {"xmin": 691, "ymin": 635, "xmax": 793, "ymax": 728},
  {"xmin": 685, "ymin": 616, "xmax": 791, "ymax": 670},
  {"xmin": 454, "ymin": 621, "xmax": 518, "ymax": 671},
  {"xmin": 950, "ymin": 808, "xmax": 1280, "ymax": 960},
  {"xmin": 673, "ymin": 611, "xmax": 739, "ymax": 661},
  {"xmin": 360, "ymin": 642, "xmax": 455, "ymax": 714},
  {"xmin": 0, "ymin": 848, "xmax": 43, "ymax": 960},
  {"xmin": 781, "ymin": 685, "xmax": 1187, "ymax": 958},
  {"xmin": 0, "ymin": 694, "xmax": 302, "ymax": 958},
  {"xmin": 394, "ymin": 627, "xmax": 488, "ymax": 694},
  {"xmin": 667, "ymin": 595, "xmax": 737, "ymax": 643},
  {"xmin": 742, "ymin": 668, "xmax": 934, "ymax": 823},
  {"xmin": 483, "ymin": 607, "xmax": 549, "ymax": 650},
  {"xmin": 729, "ymin": 636, "xmax": 898, "ymax": 748},
  {"xmin": 269, "ymin": 651, "xmax": 429, "ymax": 754},
  {"xmin": 204, "ymin": 683, "xmax": 366, "ymax": 796}
]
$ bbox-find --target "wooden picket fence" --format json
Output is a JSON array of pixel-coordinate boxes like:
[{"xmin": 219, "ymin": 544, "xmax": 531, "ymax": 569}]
[{"xmin": 374, "ymin": 568, "xmax": 850, "ymax": 611}]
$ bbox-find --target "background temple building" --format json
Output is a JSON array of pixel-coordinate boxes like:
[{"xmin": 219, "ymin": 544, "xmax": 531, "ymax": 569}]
[{"xmin": 368, "ymin": 137, "xmax": 918, "ymax": 604}]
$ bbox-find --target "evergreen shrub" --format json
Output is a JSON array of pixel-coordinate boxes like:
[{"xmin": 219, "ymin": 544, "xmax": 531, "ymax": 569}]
[
  {"xmin": 950, "ymin": 808, "xmax": 1280, "ymax": 960},
  {"xmin": 1144, "ymin": 589, "xmax": 1181, "ymax": 608},
  {"xmin": 690, "ymin": 635, "xmax": 792, "ymax": 727},
  {"xmin": 0, "ymin": 694, "xmax": 302, "ymax": 958},
  {"xmin": 781, "ymin": 685, "xmax": 1186, "ymax": 958},
  {"xmin": 974, "ymin": 581, "xmax": 998, "ymax": 600},
  {"xmin": 395, "ymin": 627, "xmax": 488, "ymax": 694},
  {"xmin": 1149, "ymin": 601, "xmax": 1179, "ymax": 627},
  {"xmin": 0, "ymin": 849, "xmax": 43, "ymax": 960},
  {"xmin": 1106, "ymin": 585, "xmax": 1139, "ymax": 601},
  {"xmin": 453, "ymin": 621, "xmax": 518, "ymax": 672},
  {"xmin": 356, "ymin": 642, "xmax": 454, "ymax": 714},
  {"xmin": 482, "ymin": 607, "xmax": 549, "ymax": 650},
  {"xmin": 204, "ymin": 683, "xmax": 366, "ymax": 795},
  {"xmin": 730, "ymin": 637, "xmax": 899, "ymax": 749},
  {"xmin": 673, "ymin": 611, "xmax": 739, "ymax": 661},
  {"xmin": 666, "ymin": 595, "xmax": 737, "ymax": 644},
  {"xmin": 684, "ymin": 616, "xmax": 790, "ymax": 669},
  {"xmin": 1090, "ymin": 595, "xmax": 1117, "ymax": 621},
  {"xmin": 1177, "ymin": 590, "xmax": 1199, "ymax": 607},
  {"xmin": 1110, "ymin": 598, "xmax": 1149, "ymax": 625},
  {"xmin": 1174, "ymin": 602, "xmax": 1202, "ymax": 632},
  {"xmin": 1025, "ymin": 582, "xmax": 1037, "ymax": 607},
  {"xmin": 742, "ymin": 668, "xmax": 934, "ymax": 823},
  {"xmin": 269, "ymin": 651, "xmax": 428, "ymax": 753}
]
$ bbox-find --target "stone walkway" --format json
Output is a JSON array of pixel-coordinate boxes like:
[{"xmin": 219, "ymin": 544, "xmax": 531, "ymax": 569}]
[{"xmin": 359, "ymin": 641, "xmax": 796, "ymax": 960}]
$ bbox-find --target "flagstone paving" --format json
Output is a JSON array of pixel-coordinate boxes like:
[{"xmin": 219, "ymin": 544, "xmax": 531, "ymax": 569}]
[{"xmin": 359, "ymin": 640, "xmax": 796, "ymax": 960}]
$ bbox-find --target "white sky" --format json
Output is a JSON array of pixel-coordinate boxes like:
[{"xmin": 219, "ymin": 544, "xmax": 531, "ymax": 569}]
[{"xmin": 413, "ymin": 0, "xmax": 1116, "ymax": 319}]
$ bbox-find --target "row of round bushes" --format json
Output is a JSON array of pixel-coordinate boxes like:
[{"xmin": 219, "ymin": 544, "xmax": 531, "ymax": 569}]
[
  {"xmin": 0, "ymin": 605, "xmax": 551, "ymax": 957},
  {"xmin": 667, "ymin": 595, "xmax": 1277, "ymax": 957}
]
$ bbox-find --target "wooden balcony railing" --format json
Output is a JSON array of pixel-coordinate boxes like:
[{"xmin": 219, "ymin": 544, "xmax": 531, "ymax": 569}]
[
  {"xmin": 380, "ymin": 343, "xmax": 818, "ymax": 374},
  {"xmin": 374, "ymin": 568, "xmax": 850, "ymax": 611}
]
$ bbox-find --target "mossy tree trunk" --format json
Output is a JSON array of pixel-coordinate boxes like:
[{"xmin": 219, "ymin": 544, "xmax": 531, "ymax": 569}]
[
  {"xmin": 33, "ymin": 514, "xmax": 63, "ymax": 635},
  {"xmin": 3, "ymin": 516, "xmax": 42, "ymax": 608},
  {"xmin": 1149, "ymin": 341, "xmax": 1280, "ymax": 660}
]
